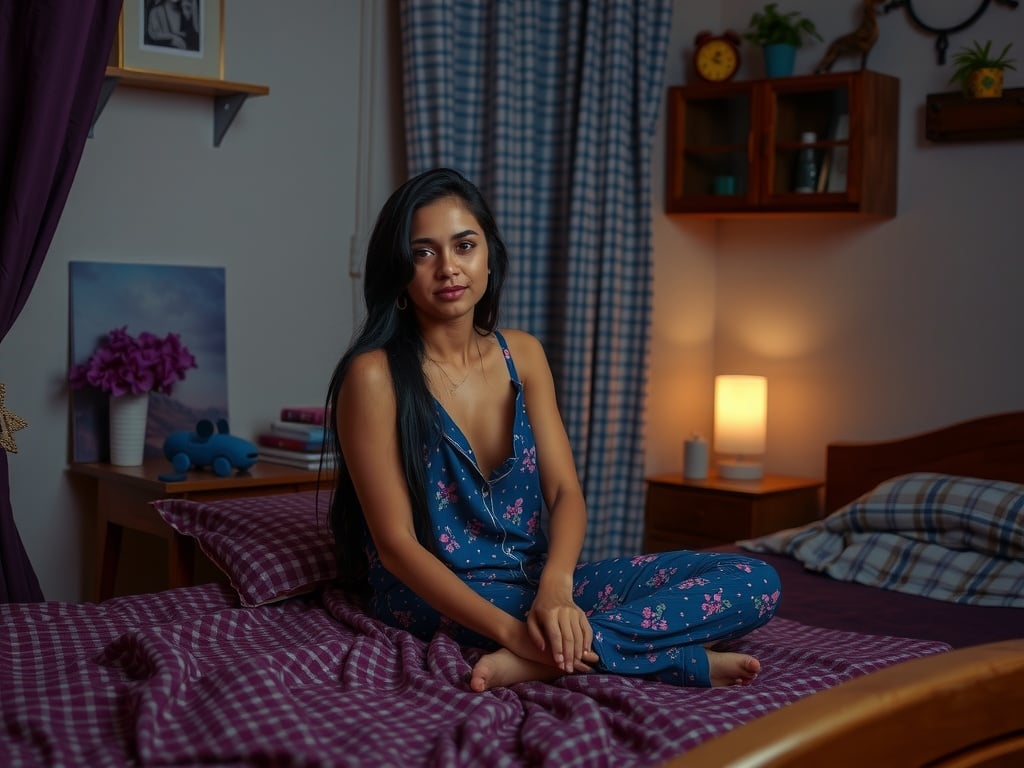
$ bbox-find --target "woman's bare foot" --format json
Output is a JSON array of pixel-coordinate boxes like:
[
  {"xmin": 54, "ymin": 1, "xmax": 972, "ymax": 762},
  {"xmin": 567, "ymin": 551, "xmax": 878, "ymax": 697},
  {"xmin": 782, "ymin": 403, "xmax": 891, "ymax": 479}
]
[
  {"xmin": 470, "ymin": 648, "xmax": 600, "ymax": 692},
  {"xmin": 707, "ymin": 650, "xmax": 761, "ymax": 686},
  {"xmin": 470, "ymin": 648, "xmax": 560, "ymax": 692}
]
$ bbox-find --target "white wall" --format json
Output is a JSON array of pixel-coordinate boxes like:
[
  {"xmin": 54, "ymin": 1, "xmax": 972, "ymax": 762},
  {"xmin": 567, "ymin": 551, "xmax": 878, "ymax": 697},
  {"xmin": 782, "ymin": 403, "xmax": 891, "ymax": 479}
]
[
  {"xmin": 648, "ymin": 0, "xmax": 1024, "ymax": 482},
  {"xmin": 1, "ymin": 0, "xmax": 404, "ymax": 602},
  {"xmin": 648, "ymin": 4, "xmax": 721, "ymax": 479}
]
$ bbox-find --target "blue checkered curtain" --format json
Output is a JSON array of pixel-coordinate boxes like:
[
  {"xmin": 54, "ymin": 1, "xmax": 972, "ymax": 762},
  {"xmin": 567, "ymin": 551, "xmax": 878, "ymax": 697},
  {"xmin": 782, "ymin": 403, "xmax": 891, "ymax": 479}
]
[{"xmin": 400, "ymin": 0, "xmax": 671, "ymax": 559}]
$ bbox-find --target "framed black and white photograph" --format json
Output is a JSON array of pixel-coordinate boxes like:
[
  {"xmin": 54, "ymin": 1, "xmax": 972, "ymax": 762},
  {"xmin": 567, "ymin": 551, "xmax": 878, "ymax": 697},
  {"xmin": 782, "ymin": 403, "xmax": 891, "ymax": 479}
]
[{"xmin": 117, "ymin": 0, "xmax": 224, "ymax": 79}]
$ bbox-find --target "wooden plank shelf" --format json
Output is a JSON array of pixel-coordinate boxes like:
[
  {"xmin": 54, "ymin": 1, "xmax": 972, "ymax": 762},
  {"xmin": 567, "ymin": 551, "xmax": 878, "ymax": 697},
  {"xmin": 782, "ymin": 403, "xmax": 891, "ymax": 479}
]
[
  {"xmin": 926, "ymin": 87, "xmax": 1024, "ymax": 142},
  {"xmin": 92, "ymin": 67, "xmax": 270, "ymax": 147}
]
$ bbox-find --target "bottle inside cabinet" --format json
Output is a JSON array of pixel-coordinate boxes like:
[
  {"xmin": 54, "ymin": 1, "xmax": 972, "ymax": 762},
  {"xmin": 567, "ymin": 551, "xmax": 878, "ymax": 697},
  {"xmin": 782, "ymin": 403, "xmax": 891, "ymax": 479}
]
[
  {"xmin": 793, "ymin": 131, "xmax": 818, "ymax": 193},
  {"xmin": 771, "ymin": 87, "xmax": 849, "ymax": 197}
]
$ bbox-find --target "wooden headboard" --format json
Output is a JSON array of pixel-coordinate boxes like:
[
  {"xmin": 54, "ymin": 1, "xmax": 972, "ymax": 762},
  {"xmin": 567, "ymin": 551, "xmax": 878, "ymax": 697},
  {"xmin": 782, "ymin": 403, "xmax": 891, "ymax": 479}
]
[{"xmin": 824, "ymin": 411, "xmax": 1024, "ymax": 513}]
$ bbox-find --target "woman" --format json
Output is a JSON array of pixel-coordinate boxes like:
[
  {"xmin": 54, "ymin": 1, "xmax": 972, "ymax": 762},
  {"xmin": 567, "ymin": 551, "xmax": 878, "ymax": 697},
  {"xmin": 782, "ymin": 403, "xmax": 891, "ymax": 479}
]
[
  {"xmin": 145, "ymin": 0, "xmax": 198, "ymax": 51},
  {"xmin": 326, "ymin": 168, "xmax": 780, "ymax": 691}
]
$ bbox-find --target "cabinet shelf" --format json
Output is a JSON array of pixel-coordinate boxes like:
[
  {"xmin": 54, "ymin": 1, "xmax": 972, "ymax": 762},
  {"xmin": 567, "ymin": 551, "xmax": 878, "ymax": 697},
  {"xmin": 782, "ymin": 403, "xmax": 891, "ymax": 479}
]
[
  {"xmin": 92, "ymin": 67, "xmax": 270, "ymax": 147},
  {"xmin": 926, "ymin": 87, "xmax": 1024, "ymax": 142},
  {"xmin": 665, "ymin": 70, "xmax": 899, "ymax": 218}
]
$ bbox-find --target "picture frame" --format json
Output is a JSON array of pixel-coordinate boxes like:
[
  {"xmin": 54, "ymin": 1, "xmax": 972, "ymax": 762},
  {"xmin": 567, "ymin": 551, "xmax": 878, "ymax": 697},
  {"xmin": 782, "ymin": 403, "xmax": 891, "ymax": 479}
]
[
  {"xmin": 115, "ymin": 0, "xmax": 224, "ymax": 80},
  {"xmin": 69, "ymin": 262, "xmax": 230, "ymax": 463}
]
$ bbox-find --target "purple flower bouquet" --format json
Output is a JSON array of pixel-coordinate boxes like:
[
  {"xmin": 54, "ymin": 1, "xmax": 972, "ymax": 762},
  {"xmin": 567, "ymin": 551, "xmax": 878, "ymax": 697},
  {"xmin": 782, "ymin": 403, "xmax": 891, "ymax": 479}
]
[{"xmin": 69, "ymin": 326, "xmax": 197, "ymax": 397}]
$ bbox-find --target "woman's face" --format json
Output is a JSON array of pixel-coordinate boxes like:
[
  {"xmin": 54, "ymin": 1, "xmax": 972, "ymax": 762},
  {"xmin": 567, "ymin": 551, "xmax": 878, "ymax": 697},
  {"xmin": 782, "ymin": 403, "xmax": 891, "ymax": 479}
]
[{"xmin": 405, "ymin": 197, "xmax": 489, "ymax": 323}]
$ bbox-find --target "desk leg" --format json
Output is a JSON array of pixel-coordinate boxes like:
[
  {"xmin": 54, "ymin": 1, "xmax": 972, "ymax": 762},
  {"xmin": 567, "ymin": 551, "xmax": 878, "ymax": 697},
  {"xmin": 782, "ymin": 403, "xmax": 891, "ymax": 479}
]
[
  {"xmin": 167, "ymin": 532, "xmax": 196, "ymax": 589},
  {"xmin": 97, "ymin": 519, "xmax": 122, "ymax": 603}
]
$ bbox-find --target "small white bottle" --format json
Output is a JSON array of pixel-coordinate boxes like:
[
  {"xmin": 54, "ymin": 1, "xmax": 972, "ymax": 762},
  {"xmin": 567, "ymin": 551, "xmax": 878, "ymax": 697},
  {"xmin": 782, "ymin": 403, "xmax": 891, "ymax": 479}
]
[
  {"xmin": 793, "ymin": 131, "xmax": 817, "ymax": 193},
  {"xmin": 683, "ymin": 434, "xmax": 708, "ymax": 480}
]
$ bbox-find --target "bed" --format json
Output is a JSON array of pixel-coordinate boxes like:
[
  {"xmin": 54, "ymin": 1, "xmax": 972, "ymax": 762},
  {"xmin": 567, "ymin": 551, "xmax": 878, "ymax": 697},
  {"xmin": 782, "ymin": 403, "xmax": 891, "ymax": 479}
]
[{"xmin": 3, "ymin": 412, "xmax": 1023, "ymax": 767}]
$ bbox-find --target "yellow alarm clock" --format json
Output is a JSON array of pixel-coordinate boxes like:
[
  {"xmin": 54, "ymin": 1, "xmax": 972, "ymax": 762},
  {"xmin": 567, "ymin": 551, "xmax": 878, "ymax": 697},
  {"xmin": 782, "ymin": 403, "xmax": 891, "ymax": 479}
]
[{"xmin": 693, "ymin": 31, "xmax": 741, "ymax": 83}]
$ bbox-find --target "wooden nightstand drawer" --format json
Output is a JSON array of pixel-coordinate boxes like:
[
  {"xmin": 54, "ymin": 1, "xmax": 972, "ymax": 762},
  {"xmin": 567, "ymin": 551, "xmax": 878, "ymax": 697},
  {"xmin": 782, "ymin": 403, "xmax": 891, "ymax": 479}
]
[
  {"xmin": 645, "ymin": 530, "xmax": 723, "ymax": 553},
  {"xmin": 644, "ymin": 473, "xmax": 823, "ymax": 552},
  {"xmin": 646, "ymin": 487, "xmax": 752, "ymax": 540}
]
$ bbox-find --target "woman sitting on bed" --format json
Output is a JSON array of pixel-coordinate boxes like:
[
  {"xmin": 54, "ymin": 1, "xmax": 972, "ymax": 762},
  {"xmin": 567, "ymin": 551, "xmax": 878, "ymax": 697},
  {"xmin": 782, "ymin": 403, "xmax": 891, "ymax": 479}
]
[{"xmin": 326, "ymin": 168, "xmax": 780, "ymax": 690}]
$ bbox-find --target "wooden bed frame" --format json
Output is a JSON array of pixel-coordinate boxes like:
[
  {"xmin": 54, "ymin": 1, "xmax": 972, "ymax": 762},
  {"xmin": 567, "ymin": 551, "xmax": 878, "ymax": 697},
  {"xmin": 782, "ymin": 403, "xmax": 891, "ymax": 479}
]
[
  {"xmin": 676, "ymin": 637, "xmax": 1024, "ymax": 767},
  {"xmin": 824, "ymin": 410, "xmax": 1024, "ymax": 512},
  {"xmin": 663, "ymin": 411, "xmax": 1024, "ymax": 768}
]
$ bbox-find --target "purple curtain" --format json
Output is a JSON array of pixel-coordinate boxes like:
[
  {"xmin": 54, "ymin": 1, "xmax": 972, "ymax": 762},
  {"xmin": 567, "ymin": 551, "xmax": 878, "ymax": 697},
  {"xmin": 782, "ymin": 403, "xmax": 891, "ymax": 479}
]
[{"xmin": 0, "ymin": 0, "xmax": 122, "ymax": 602}]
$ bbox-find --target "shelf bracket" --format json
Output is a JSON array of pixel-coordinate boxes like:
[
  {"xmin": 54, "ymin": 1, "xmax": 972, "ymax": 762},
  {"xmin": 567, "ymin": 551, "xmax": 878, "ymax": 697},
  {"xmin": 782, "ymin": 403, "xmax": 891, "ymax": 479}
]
[
  {"xmin": 213, "ymin": 93, "xmax": 249, "ymax": 147},
  {"xmin": 89, "ymin": 75, "xmax": 120, "ymax": 139}
]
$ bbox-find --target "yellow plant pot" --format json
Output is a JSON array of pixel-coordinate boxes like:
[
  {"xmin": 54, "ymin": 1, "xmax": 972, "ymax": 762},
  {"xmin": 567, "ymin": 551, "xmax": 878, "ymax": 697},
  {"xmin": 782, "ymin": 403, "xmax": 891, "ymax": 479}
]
[{"xmin": 966, "ymin": 68, "xmax": 1004, "ymax": 98}]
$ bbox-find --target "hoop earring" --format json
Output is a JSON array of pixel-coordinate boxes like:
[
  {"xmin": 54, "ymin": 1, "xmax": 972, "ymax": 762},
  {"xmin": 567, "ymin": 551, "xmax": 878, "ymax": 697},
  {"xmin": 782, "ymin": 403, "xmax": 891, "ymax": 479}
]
[{"xmin": 396, "ymin": 295, "xmax": 408, "ymax": 311}]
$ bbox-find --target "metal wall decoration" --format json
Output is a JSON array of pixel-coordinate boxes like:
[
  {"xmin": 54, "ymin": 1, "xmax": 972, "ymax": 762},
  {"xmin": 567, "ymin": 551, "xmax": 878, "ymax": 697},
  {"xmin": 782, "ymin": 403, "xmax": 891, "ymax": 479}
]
[{"xmin": 883, "ymin": 0, "xmax": 1019, "ymax": 63}]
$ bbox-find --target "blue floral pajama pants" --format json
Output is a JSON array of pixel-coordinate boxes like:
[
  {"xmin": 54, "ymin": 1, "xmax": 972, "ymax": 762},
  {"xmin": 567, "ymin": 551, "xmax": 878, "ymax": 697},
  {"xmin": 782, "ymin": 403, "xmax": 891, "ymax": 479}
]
[
  {"xmin": 376, "ymin": 549, "xmax": 781, "ymax": 687},
  {"xmin": 572, "ymin": 550, "xmax": 781, "ymax": 685}
]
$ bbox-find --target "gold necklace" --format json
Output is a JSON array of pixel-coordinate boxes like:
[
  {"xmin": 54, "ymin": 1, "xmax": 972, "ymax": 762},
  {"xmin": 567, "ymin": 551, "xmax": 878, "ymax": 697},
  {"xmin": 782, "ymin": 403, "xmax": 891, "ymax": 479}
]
[
  {"xmin": 427, "ymin": 357, "xmax": 470, "ymax": 396},
  {"xmin": 425, "ymin": 340, "xmax": 482, "ymax": 397}
]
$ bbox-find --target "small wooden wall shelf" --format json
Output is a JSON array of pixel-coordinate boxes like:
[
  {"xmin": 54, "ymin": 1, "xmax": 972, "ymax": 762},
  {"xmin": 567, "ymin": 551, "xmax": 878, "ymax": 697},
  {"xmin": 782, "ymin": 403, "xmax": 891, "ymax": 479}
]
[
  {"xmin": 92, "ymin": 67, "xmax": 270, "ymax": 147},
  {"xmin": 926, "ymin": 88, "xmax": 1024, "ymax": 142}
]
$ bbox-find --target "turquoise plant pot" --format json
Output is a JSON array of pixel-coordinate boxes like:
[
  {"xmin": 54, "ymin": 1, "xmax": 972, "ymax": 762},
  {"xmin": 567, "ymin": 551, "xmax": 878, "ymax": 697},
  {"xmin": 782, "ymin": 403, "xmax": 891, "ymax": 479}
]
[{"xmin": 762, "ymin": 43, "xmax": 796, "ymax": 78}]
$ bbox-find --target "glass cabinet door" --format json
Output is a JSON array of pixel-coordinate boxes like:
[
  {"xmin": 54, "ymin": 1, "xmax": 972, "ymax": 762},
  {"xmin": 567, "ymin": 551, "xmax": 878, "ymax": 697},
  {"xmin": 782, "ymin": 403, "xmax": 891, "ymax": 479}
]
[
  {"xmin": 763, "ymin": 79, "xmax": 852, "ymax": 203},
  {"xmin": 682, "ymin": 93, "xmax": 751, "ymax": 196},
  {"xmin": 665, "ymin": 84, "xmax": 753, "ymax": 212}
]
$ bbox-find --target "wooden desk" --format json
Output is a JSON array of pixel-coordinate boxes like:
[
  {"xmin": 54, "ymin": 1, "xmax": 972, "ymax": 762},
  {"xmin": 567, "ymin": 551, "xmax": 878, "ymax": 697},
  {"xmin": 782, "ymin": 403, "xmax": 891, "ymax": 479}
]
[{"xmin": 68, "ymin": 460, "xmax": 328, "ymax": 601}]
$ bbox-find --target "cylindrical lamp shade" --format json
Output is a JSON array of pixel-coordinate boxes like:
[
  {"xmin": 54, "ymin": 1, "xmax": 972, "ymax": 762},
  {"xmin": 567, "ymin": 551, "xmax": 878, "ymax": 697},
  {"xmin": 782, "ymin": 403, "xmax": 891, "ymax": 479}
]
[{"xmin": 714, "ymin": 375, "xmax": 767, "ymax": 479}]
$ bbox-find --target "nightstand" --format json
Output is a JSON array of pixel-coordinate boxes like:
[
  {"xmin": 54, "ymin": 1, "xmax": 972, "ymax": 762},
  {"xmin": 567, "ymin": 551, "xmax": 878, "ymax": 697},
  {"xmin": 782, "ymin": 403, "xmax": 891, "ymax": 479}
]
[
  {"xmin": 644, "ymin": 473, "xmax": 823, "ymax": 552},
  {"xmin": 68, "ymin": 459, "xmax": 329, "ymax": 601}
]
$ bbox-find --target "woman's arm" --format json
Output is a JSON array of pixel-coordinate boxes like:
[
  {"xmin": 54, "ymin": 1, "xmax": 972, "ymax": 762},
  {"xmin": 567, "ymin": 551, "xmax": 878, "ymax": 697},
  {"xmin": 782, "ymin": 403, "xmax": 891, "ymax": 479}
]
[
  {"xmin": 503, "ymin": 331, "xmax": 594, "ymax": 673},
  {"xmin": 338, "ymin": 350, "xmax": 556, "ymax": 666}
]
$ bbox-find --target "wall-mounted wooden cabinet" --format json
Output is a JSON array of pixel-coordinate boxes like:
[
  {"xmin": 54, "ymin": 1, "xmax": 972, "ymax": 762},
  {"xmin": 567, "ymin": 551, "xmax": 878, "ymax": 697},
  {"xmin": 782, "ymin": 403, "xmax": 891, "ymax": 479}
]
[{"xmin": 665, "ymin": 70, "xmax": 899, "ymax": 217}]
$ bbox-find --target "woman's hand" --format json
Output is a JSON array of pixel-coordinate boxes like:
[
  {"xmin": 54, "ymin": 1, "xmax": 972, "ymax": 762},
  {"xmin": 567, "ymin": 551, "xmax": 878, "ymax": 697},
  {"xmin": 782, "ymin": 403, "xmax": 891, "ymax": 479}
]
[{"xmin": 527, "ymin": 585, "xmax": 597, "ymax": 674}]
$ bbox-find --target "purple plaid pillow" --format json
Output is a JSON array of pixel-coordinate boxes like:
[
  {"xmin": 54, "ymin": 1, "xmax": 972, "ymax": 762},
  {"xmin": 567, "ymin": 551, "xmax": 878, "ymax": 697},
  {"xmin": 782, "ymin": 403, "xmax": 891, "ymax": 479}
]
[{"xmin": 153, "ymin": 491, "xmax": 336, "ymax": 607}]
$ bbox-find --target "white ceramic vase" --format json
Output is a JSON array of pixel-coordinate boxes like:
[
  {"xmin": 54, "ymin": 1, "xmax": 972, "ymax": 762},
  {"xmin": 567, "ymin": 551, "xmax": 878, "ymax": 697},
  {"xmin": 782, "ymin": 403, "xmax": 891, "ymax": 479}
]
[{"xmin": 109, "ymin": 393, "xmax": 149, "ymax": 466}]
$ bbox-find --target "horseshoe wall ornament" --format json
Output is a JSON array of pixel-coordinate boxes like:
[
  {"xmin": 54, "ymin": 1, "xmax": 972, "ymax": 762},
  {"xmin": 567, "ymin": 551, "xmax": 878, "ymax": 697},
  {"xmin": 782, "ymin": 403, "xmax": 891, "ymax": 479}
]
[{"xmin": 882, "ymin": 0, "xmax": 1019, "ymax": 64}]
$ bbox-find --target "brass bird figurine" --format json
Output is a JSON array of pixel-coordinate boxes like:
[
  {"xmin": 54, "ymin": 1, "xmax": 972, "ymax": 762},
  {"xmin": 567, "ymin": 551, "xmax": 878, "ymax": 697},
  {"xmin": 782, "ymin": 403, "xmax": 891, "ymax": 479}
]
[{"xmin": 816, "ymin": 0, "xmax": 884, "ymax": 73}]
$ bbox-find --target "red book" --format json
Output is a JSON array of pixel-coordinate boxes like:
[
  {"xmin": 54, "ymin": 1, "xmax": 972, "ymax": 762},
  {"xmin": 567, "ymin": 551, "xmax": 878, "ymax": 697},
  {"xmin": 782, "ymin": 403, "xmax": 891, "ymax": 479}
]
[
  {"xmin": 258, "ymin": 433, "xmax": 323, "ymax": 453},
  {"xmin": 279, "ymin": 406, "xmax": 331, "ymax": 425}
]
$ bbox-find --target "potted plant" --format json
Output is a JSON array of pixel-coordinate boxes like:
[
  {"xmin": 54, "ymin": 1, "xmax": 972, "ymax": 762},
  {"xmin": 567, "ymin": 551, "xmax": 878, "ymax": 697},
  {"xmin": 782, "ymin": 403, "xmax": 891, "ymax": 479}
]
[
  {"xmin": 744, "ymin": 2, "xmax": 822, "ymax": 78},
  {"xmin": 950, "ymin": 40, "xmax": 1016, "ymax": 98},
  {"xmin": 69, "ymin": 326, "xmax": 196, "ymax": 466}
]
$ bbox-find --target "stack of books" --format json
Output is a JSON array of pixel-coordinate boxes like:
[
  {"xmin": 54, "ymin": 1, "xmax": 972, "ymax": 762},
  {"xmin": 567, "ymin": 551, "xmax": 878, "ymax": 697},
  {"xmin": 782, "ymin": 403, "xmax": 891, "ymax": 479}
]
[{"xmin": 256, "ymin": 406, "xmax": 335, "ymax": 470}]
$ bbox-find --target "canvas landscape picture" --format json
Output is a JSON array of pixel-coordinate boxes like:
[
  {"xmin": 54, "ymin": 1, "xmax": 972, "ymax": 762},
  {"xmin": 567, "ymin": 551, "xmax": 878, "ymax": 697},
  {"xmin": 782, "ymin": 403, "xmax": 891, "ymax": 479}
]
[{"xmin": 69, "ymin": 261, "xmax": 229, "ymax": 462}]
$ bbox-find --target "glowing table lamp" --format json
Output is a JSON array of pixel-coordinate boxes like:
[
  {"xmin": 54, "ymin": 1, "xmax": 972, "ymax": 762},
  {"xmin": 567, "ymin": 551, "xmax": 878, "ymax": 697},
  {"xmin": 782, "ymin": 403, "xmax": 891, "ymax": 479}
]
[{"xmin": 713, "ymin": 375, "xmax": 767, "ymax": 480}]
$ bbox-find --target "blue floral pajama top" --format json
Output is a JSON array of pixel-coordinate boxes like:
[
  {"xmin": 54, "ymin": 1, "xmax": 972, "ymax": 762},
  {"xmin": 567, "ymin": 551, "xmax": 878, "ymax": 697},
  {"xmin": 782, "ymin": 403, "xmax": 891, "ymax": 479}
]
[{"xmin": 366, "ymin": 331, "xmax": 781, "ymax": 686}]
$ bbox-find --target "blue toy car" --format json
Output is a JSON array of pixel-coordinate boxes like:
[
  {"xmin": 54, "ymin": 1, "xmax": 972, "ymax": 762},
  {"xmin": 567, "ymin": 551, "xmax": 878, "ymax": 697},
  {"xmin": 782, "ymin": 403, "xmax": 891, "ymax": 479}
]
[{"xmin": 163, "ymin": 419, "xmax": 259, "ymax": 478}]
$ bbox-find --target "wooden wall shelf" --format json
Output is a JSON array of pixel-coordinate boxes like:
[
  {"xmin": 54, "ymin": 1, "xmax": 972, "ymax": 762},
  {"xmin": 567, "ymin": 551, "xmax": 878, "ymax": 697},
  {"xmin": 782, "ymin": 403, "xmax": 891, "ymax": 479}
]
[
  {"xmin": 926, "ymin": 88, "xmax": 1024, "ymax": 142},
  {"xmin": 92, "ymin": 67, "xmax": 270, "ymax": 147}
]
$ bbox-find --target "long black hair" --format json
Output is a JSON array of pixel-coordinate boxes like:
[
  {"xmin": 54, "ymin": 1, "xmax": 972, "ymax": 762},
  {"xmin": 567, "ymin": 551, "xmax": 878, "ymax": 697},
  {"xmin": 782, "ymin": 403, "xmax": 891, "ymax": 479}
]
[{"xmin": 325, "ymin": 168, "xmax": 510, "ymax": 592}]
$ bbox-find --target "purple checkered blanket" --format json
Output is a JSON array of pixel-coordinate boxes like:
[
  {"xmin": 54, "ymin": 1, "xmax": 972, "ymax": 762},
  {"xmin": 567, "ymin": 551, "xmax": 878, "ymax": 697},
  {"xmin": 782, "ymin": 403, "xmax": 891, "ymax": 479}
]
[{"xmin": 1, "ymin": 583, "xmax": 949, "ymax": 767}]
